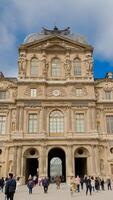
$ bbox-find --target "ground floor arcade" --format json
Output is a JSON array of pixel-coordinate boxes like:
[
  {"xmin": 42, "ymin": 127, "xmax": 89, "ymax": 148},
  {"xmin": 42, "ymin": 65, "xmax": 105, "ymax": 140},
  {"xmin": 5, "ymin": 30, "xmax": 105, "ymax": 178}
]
[{"xmin": 0, "ymin": 141, "xmax": 112, "ymax": 184}]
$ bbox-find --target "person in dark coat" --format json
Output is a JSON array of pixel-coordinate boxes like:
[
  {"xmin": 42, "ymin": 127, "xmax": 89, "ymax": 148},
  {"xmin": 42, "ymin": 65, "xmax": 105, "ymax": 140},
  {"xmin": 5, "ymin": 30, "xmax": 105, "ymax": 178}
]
[
  {"xmin": 42, "ymin": 177, "xmax": 49, "ymax": 193},
  {"xmin": 86, "ymin": 176, "xmax": 92, "ymax": 195},
  {"xmin": 27, "ymin": 178, "xmax": 34, "ymax": 194},
  {"xmin": 0, "ymin": 177, "xmax": 4, "ymax": 192},
  {"xmin": 5, "ymin": 173, "xmax": 16, "ymax": 200}
]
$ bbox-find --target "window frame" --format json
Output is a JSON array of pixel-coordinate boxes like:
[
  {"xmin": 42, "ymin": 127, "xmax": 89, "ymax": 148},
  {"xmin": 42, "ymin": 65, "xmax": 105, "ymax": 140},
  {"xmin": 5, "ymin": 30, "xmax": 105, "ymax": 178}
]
[
  {"xmin": 75, "ymin": 113, "xmax": 85, "ymax": 133},
  {"xmin": 73, "ymin": 58, "xmax": 81, "ymax": 76},
  {"xmin": 51, "ymin": 58, "xmax": 61, "ymax": 77},
  {"xmin": 49, "ymin": 110, "xmax": 64, "ymax": 134},
  {"xmin": 28, "ymin": 113, "xmax": 38, "ymax": 133},
  {"xmin": 0, "ymin": 115, "xmax": 6, "ymax": 134},
  {"xmin": 30, "ymin": 58, "xmax": 39, "ymax": 77}
]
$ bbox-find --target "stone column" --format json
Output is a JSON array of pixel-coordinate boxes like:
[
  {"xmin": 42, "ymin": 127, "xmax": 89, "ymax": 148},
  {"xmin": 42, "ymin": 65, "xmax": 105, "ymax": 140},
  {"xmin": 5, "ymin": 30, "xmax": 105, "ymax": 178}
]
[
  {"xmin": 94, "ymin": 146, "xmax": 100, "ymax": 176},
  {"xmin": 16, "ymin": 107, "xmax": 19, "ymax": 132},
  {"xmin": 92, "ymin": 145, "xmax": 96, "ymax": 176},
  {"xmin": 7, "ymin": 109, "xmax": 11, "ymax": 134},
  {"xmin": 19, "ymin": 107, "xmax": 24, "ymax": 132},
  {"xmin": 16, "ymin": 146, "xmax": 22, "ymax": 177},
  {"xmin": 66, "ymin": 145, "xmax": 73, "ymax": 182},
  {"xmin": 39, "ymin": 146, "xmax": 45, "ymax": 177},
  {"xmin": 4, "ymin": 147, "xmax": 9, "ymax": 177},
  {"xmin": 41, "ymin": 107, "xmax": 46, "ymax": 133},
  {"xmin": 13, "ymin": 146, "xmax": 17, "ymax": 176}
]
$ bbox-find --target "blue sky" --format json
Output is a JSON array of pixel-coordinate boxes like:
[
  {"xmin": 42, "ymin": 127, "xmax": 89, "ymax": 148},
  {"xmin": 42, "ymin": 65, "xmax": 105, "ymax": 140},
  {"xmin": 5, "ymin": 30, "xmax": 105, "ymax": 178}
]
[{"xmin": 0, "ymin": 0, "xmax": 113, "ymax": 78}]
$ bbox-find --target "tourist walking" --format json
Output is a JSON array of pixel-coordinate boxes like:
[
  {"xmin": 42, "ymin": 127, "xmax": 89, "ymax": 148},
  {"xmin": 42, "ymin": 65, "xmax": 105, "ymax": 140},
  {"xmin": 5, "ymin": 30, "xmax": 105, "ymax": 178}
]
[
  {"xmin": 107, "ymin": 178, "xmax": 112, "ymax": 190},
  {"xmin": 55, "ymin": 176, "xmax": 61, "ymax": 189},
  {"xmin": 42, "ymin": 177, "xmax": 49, "ymax": 193},
  {"xmin": 75, "ymin": 175, "xmax": 80, "ymax": 192},
  {"xmin": 27, "ymin": 177, "xmax": 34, "ymax": 194},
  {"xmin": 5, "ymin": 173, "xmax": 16, "ymax": 200},
  {"xmin": 70, "ymin": 176, "xmax": 77, "ymax": 195},
  {"xmin": 0, "ymin": 177, "xmax": 4, "ymax": 192},
  {"xmin": 91, "ymin": 176, "xmax": 95, "ymax": 192},
  {"xmin": 86, "ymin": 176, "xmax": 92, "ymax": 195},
  {"xmin": 101, "ymin": 178, "xmax": 105, "ymax": 190}
]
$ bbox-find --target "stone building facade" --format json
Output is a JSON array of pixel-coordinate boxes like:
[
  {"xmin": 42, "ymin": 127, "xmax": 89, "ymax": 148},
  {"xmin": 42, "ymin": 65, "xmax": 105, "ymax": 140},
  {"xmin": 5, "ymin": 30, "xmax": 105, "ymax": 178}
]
[{"xmin": 0, "ymin": 27, "xmax": 113, "ymax": 183}]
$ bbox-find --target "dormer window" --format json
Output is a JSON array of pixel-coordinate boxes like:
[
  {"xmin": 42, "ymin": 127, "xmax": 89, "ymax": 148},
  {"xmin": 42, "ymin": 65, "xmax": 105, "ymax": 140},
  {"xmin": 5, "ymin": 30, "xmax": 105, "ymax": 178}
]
[
  {"xmin": 51, "ymin": 58, "xmax": 61, "ymax": 77},
  {"xmin": 105, "ymin": 91, "xmax": 112, "ymax": 100},
  {"xmin": 73, "ymin": 58, "xmax": 81, "ymax": 76},
  {"xmin": 30, "ymin": 58, "xmax": 39, "ymax": 77}
]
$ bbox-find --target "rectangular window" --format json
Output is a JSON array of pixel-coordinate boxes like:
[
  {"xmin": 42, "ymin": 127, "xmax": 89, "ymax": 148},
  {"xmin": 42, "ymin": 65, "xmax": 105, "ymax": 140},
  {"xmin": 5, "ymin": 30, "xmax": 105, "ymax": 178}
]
[
  {"xmin": 0, "ymin": 91, "xmax": 6, "ymax": 99},
  {"xmin": 105, "ymin": 91, "xmax": 112, "ymax": 100},
  {"xmin": 0, "ymin": 116, "xmax": 6, "ymax": 134},
  {"xmin": 106, "ymin": 116, "xmax": 113, "ymax": 133},
  {"xmin": 31, "ymin": 89, "xmax": 37, "ymax": 97},
  {"xmin": 31, "ymin": 66, "xmax": 38, "ymax": 77},
  {"xmin": 75, "ymin": 113, "xmax": 85, "ymax": 132},
  {"xmin": 28, "ymin": 114, "xmax": 37, "ymax": 133},
  {"xmin": 76, "ymin": 88, "xmax": 83, "ymax": 96}
]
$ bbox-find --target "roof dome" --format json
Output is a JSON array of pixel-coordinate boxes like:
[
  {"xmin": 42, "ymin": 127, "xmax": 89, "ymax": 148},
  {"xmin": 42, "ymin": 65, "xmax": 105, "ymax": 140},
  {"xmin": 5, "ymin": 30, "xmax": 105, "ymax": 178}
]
[{"xmin": 23, "ymin": 27, "xmax": 88, "ymax": 45}]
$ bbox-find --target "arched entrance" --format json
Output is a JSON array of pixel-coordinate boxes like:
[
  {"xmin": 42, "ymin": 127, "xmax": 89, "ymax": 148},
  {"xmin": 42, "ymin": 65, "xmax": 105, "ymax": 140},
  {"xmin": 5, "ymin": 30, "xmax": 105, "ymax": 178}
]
[
  {"xmin": 24, "ymin": 148, "xmax": 39, "ymax": 183},
  {"xmin": 48, "ymin": 148, "xmax": 66, "ymax": 182},
  {"xmin": 74, "ymin": 147, "xmax": 89, "ymax": 177}
]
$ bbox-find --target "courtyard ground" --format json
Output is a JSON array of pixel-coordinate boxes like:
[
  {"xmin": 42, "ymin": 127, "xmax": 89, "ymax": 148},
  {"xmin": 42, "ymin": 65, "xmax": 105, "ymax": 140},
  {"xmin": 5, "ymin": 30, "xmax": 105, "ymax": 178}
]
[{"xmin": 0, "ymin": 183, "xmax": 113, "ymax": 200}]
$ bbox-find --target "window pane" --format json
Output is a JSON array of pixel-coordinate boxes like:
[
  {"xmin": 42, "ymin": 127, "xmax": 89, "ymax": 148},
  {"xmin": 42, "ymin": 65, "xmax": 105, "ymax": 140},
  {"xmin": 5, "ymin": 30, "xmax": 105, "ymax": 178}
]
[
  {"xmin": 52, "ymin": 58, "xmax": 61, "ymax": 77},
  {"xmin": 0, "ymin": 116, "xmax": 6, "ymax": 134},
  {"xmin": 49, "ymin": 111, "xmax": 64, "ymax": 133},
  {"xmin": 0, "ymin": 91, "xmax": 7, "ymax": 99},
  {"xmin": 31, "ymin": 88, "xmax": 37, "ymax": 97},
  {"xmin": 105, "ymin": 91, "xmax": 112, "ymax": 100},
  {"xmin": 106, "ymin": 116, "xmax": 113, "ymax": 133},
  {"xmin": 28, "ymin": 114, "xmax": 37, "ymax": 133},
  {"xmin": 75, "ymin": 113, "xmax": 84, "ymax": 132},
  {"xmin": 31, "ymin": 58, "xmax": 39, "ymax": 77},
  {"xmin": 73, "ymin": 59, "xmax": 81, "ymax": 76}
]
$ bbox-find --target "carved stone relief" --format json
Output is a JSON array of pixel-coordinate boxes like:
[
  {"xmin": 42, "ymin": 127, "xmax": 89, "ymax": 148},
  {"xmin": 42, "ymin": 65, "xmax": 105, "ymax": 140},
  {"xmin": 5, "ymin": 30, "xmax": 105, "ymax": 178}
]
[
  {"xmin": 70, "ymin": 86, "xmax": 87, "ymax": 96},
  {"xmin": 46, "ymin": 87, "xmax": 66, "ymax": 97}
]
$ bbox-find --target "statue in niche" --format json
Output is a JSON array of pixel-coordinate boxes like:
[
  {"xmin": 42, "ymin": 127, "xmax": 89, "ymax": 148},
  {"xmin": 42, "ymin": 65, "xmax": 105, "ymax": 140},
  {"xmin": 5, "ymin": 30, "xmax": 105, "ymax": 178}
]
[
  {"xmin": 41, "ymin": 53, "xmax": 48, "ymax": 76},
  {"xmin": 18, "ymin": 52, "xmax": 26, "ymax": 77},
  {"xmin": 85, "ymin": 54, "xmax": 93, "ymax": 73},
  {"xmin": 11, "ymin": 109, "xmax": 16, "ymax": 131},
  {"xmin": 64, "ymin": 53, "xmax": 72, "ymax": 77}
]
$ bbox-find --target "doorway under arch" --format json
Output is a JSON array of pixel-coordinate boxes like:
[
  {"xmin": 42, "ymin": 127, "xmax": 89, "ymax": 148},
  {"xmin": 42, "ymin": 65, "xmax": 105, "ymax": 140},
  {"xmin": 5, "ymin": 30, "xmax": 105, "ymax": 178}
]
[
  {"xmin": 74, "ymin": 147, "xmax": 89, "ymax": 177},
  {"xmin": 24, "ymin": 148, "xmax": 39, "ymax": 183},
  {"xmin": 48, "ymin": 148, "xmax": 66, "ymax": 182}
]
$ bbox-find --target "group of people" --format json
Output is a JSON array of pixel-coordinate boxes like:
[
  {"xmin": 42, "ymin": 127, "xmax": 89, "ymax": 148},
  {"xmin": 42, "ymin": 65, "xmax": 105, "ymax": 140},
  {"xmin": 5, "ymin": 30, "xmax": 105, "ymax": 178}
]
[
  {"xmin": 69, "ymin": 175, "xmax": 112, "ymax": 196},
  {"xmin": 27, "ymin": 175, "xmax": 49, "ymax": 194},
  {"xmin": 0, "ymin": 173, "xmax": 113, "ymax": 199}
]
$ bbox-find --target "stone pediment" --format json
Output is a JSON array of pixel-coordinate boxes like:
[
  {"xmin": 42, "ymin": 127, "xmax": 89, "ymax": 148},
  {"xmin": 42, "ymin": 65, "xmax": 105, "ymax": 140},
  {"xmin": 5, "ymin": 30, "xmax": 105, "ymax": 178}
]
[
  {"xmin": 20, "ymin": 34, "xmax": 93, "ymax": 52},
  {"xmin": 0, "ymin": 80, "xmax": 17, "ymax": 90}
]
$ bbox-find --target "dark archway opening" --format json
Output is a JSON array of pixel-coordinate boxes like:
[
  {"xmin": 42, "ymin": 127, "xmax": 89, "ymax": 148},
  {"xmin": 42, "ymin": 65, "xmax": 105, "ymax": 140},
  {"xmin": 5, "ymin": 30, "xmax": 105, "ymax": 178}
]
[
  {"xmin": 75, "ymin": 157, "xmax": 87, "ymax": 177},
  {"xmin": 48, "ymin": 148, "xmax": 66, "ymax": 182},
  {"xmin": 26, "ymin": 158, "xmax": 38, "ymax": 182}
]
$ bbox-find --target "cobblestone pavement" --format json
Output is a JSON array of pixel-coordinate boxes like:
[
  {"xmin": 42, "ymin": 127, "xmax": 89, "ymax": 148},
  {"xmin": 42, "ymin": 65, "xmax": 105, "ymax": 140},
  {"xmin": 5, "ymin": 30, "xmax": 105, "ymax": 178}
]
[{"xmin": 0, "ymin": 183, "xmax": 113, "ymax": 200}]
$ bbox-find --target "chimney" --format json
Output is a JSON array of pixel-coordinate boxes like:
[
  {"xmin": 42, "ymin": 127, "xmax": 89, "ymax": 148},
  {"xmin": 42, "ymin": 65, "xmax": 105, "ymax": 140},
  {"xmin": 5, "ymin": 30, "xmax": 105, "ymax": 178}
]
[{"xmin": 105, "ymin": 72, "xmax": 112, "ymax": 79}]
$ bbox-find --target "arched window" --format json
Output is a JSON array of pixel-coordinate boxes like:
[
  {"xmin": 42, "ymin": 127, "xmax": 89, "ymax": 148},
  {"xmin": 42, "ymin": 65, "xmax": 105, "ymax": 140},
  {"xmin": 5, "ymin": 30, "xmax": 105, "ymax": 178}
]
[
  {"xmin": 73, "ymin": 58, "xmax": 81, "ymax": 76},
  {"xmin": 51, "ymin": 58, "xmax": 61, "ymax": 77},
  {"xmin": 30, "ymin": 58, "xmax": 39, "ymax": 77},
  {"xmin": 49, "ymin": 110, "xmax": 64, "ymax": 133}
]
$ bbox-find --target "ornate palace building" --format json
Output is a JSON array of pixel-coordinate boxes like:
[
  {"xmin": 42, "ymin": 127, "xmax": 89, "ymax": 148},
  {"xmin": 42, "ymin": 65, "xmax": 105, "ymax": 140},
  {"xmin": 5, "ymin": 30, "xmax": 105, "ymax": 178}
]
[{"xmin": 0, "ymin": 27, "xmax": 113, "ymax": 183}]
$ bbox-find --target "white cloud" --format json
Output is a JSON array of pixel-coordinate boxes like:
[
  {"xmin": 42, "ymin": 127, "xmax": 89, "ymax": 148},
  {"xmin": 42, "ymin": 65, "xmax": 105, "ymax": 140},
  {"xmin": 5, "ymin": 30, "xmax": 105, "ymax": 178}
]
[{"xmin": 0, "ymin": 0, "xmax": 113, "ymax": 76}]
